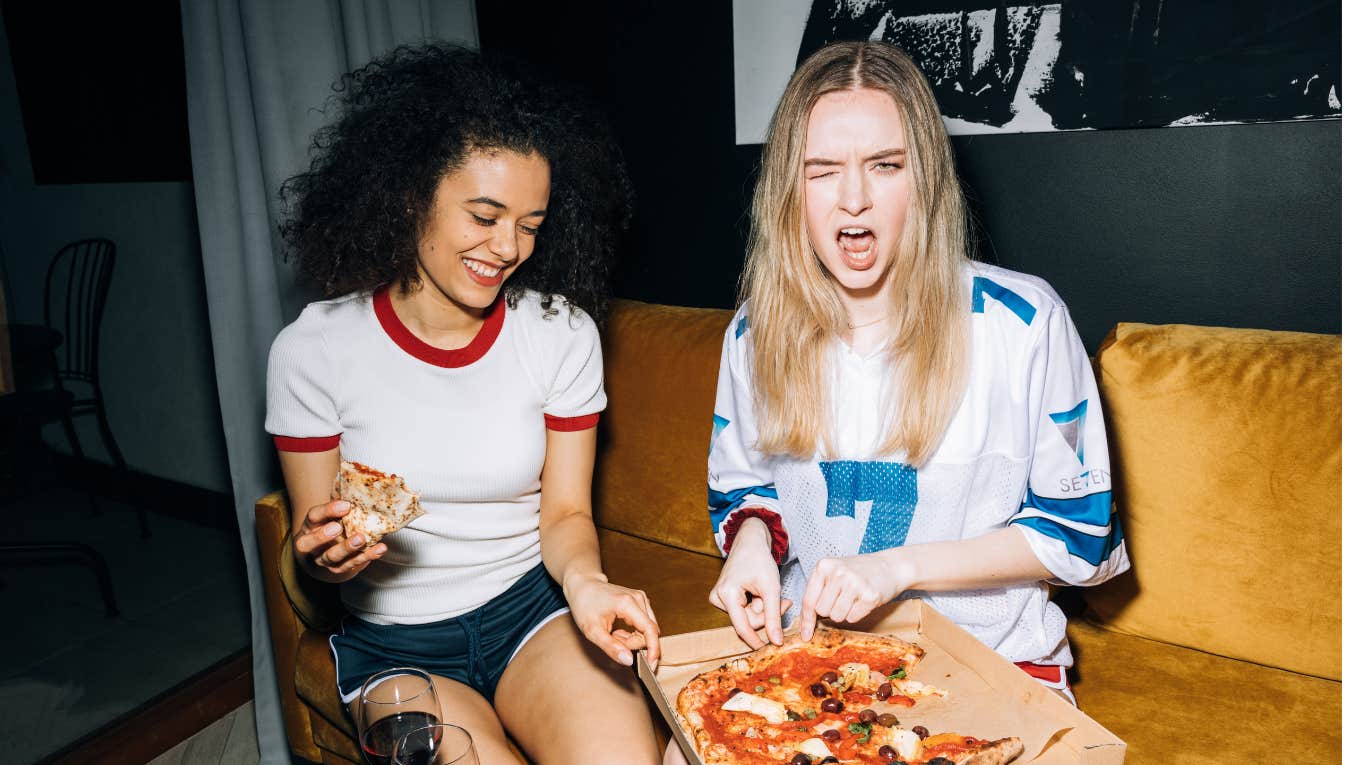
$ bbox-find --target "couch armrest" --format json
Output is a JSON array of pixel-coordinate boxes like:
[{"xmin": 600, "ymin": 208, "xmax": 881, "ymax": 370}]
[{"xmin": 255, "ymin": 491, "xmax": 325, "ymax": 763}]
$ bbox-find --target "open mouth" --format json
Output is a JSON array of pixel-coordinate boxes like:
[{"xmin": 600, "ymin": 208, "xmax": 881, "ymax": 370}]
[
  {"xmin": 837, "ymin": 226, "xmax": 877, "ymax": 270},
  {"xmin": 462, "ymin": 257, "xmax": 505, "ymax": 287}
]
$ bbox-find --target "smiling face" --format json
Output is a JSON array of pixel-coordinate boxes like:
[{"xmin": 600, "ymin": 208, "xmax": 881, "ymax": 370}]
[
  {"xmin": 802, "ymin": 88, "xmax": 911, "ymax": 299},
  {"xmin": 415, "ymin": 149, "xmax": 551, "ymax": 312}
]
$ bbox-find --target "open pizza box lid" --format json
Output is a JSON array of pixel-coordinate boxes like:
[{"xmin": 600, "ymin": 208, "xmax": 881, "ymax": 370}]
[{"xmin": 638, "ymin": 599, "xmax": 1125, "ymax": 764}]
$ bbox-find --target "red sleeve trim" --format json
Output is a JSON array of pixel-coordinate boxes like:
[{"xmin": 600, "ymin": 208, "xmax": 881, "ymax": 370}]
[
  {"xmin": 273, "ymin": 434, "xmax": 341, "ymax": 452},
  {"xmin": 545, "ymin": 412, "xmax": 600, "ymax": 432},
  {"xmin": 721, "ymin": 506, "xmax": 789, "ymax": 564},
  {"xmin": 1014, "ymin": 662, "xmax": 1067, "ymax": 686}
]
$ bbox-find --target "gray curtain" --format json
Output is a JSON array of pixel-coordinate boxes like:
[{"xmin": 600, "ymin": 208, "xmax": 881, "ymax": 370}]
[{"xmin": 179, "ymin": 2, "xmax": 478, "ymax": 761}]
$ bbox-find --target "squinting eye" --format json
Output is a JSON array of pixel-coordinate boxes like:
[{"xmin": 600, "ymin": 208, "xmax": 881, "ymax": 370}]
[
  {"xmin": 808, "ymin": 171, "xmax": 836, "ymax": 180},
  {"xmin": 472, "ymin": 214, "xmax": 495, "ymax": 226},
  {"xmin": 873, "ymin": 162, "xmax": 903, "ymax": 172},
  {"xmin": 519, "ymin": 225, "xmax": 540, "ymax": 236}
]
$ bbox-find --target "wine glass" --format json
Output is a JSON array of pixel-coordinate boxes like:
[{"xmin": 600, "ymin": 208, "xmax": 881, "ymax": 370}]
[
  {"xmin": 393, "ymin": 723, "xmax": 480, "ymax": 765},
  {"xmin": 358, "ymin": 667, "xmax": 442, "ymax": 765}
]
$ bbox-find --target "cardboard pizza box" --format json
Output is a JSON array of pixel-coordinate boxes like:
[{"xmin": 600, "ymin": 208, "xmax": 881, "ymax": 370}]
[{"xmin": 638, "ymin": 598, "xmax": 1126, "ymax": 765}]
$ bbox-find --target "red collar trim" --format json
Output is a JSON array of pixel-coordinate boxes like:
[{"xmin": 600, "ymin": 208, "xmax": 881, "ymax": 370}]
[{"xmin": 373, "ymin": 286, "xmax": 506, "ymax": 368}]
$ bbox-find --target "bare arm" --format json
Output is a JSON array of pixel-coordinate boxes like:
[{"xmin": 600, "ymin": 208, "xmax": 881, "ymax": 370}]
[
  {"xmin": 537, "ymin": 428, "xmax": 604, "ymax": 592},
  {"xmin": 798, "ymin": 527, "xmax": 1053, "ymax": 639},
  {"xmin": 538, "ymin": 426, "xmax": 660, "ymax": 668},
  {"xmin": 887, "ymin": 526, "xmax": 1052, "ymax": 591},
  {"xmin": 279, "ymin": 448, "xmax": 386, "ymax": 583}
]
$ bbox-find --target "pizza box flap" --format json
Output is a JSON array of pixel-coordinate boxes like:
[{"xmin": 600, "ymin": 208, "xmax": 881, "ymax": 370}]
[{"xmin": 639, "ymin": 599, "xmax": 1125, "ymax": 765}]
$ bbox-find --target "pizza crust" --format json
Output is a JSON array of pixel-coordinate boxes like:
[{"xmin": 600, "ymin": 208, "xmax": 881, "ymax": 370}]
[
  {"xmin": 956, "ymin": 736, "xmax": 1025, "ymax": 765},
  {"xmin": 332, "ymin": 461, "xmax": 424, "ymax": 547},
  {"xmin": 722, "ymin": 628, "xmax": 925, "ymax": 679}
]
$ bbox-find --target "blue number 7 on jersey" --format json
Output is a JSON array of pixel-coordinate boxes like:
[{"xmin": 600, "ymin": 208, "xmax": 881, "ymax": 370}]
[{"xmin": 819, "ymin": 461, "xmax": 919, "ymax": 554}]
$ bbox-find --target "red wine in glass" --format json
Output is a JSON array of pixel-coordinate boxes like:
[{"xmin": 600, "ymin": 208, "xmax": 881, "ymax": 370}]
[{"xmin": 363, "ymin": 711, "xmax": 441, "ymax": 765}]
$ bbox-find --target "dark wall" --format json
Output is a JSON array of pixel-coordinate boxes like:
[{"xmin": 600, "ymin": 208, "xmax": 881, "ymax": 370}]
[
  {"xmin": 2, "ymin": 0, "xmax": 192, "ymax": 183},
  {"xmin": 477, "ymin": 2, "xmax": 1340, "ymax": 351},
  {"xmin": 954, "ymin": 120, "xmax": 1339, "ymax": 349}
]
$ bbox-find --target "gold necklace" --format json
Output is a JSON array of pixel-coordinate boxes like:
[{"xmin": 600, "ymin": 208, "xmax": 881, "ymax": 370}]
[{"xmin": 847, "ymin": 315, "xmax": 889, "ymax": 330}]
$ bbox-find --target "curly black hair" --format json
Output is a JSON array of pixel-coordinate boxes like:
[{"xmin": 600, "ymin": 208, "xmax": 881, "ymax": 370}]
[{"xmin": 279, "ymin": 44, "xmax": 632, "ymax": 323}]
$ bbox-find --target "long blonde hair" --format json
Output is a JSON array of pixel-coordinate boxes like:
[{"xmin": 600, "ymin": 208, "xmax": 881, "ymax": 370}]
[{"xmin": 739, "ymin": 41, "xmax": 971, "ymax": 465}]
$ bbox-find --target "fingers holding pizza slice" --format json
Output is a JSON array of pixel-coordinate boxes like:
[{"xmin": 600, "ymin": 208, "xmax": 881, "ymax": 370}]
[
  {"xmin": 332, "ymin": 460, "xmax": 425, "ymax": 548},
  {"xmin": 675, "ymin": 628, "xmax": 1023, "ymax": 764}
]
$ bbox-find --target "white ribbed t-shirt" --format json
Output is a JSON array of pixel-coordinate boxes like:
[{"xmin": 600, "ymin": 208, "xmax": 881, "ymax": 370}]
[{"xmin": 266, "ymin": 287, "xmax": 605, "ymax": 625}]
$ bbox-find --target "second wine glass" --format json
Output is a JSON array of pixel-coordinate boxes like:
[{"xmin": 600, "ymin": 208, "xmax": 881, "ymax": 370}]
[{"xmin": 394, "ymin": 723, "xmax": 480, "ymax": 765}]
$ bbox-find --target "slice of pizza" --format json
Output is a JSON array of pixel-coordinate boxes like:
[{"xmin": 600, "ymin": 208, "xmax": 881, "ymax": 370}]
[
  {"xmin": 916, "ymin": 732, "xmax": 1025, "ymax": 764},
  {"xmin": 331, "ymin": 461, "xmax": 424, "ymax": 548}
]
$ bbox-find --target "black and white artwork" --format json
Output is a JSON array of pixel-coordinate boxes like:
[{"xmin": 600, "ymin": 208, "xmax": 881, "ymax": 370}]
[{"xmin": 732, "ymin": 0, "xmax": 1340, "ymax": 143}]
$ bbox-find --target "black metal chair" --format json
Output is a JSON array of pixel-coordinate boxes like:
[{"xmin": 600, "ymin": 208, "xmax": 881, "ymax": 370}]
[
  {"xmin": 0, "ymin": 239, "xmax": 129, "ymax": 618},
  {"xmin": 43, "ymin": 238, "xmax": 148, "ymax": 537}
]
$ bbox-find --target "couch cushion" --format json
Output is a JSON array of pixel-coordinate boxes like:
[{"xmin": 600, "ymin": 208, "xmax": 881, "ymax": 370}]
[
  {"xmin": 596, "ymin": 300, "xmax": 734, "ymax": 557},
  {"xmin": 1089, "ymin": 323, "xmax": 1340, "ymax": 680},
  {"xmin": 1067, "ymin": 617, "xmax": 1340, "ymax": 763},
  {"xmin": 599, "ymin": 528, "xmax": 731, "ymax": 635}
]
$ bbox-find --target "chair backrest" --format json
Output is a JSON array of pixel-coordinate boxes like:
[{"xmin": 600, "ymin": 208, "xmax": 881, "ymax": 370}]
[{"xmin": 44, "ymin": 238, "xmax": 116, "ymax": 385}]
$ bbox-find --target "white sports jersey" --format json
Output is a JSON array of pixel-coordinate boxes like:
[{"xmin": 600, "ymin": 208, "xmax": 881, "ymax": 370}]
[{"xmin": 708, "ymin": 262, "xmax": 1130, "ymax": 667}]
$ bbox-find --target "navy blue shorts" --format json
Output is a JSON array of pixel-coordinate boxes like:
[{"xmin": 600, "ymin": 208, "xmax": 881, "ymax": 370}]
[{"xmin": 331, "ymin": 563, "xmax": 570, "ymax": 703}]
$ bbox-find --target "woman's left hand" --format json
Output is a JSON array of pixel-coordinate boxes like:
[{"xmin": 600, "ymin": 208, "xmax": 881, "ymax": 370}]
[
  {"xmin": 798, "ymin": 552, "xmax": 903, "ymax": 640},
  {"xmin": 564, "ymin": 572, "xmax": 662, "ymax": 671}
]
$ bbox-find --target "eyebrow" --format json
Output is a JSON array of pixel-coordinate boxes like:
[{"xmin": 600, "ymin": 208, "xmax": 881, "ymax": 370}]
[
  {"xmin": 803, "ymin": 148, "xmax": 907, "ymax": 167},
  {"xmin": 466, "ymin": 196, "xmax": 548, "ymax": 217}
]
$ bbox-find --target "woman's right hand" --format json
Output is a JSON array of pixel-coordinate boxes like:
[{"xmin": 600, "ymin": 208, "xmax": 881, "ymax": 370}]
[
  {"xmin": 293, "ymin": 499, "xmax": 387, "ymax": 583},
  {"xmin": 708, "ymin": 517, "xmax": 791, "ymax": 650}
]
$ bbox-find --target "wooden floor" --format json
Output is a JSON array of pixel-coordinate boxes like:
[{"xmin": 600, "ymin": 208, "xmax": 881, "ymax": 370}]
[
  {"xmin": 7, "ymin": 482, "xmax": 250, "ymax": 763},
  {"xmin": 146, "ymin": 702, "xmax": 259, "ymax": 765}
]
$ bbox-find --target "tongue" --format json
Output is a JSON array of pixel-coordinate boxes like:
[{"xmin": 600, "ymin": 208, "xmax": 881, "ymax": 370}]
[{"xmin": 839, "ymin": 231, "xmax": 874, "ymax": 254}]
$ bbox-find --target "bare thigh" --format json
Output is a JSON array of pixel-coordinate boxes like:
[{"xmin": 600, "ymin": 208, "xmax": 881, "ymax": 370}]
[
  {"xmin": 350, "ymin": 675, "xmax": 521, "ymax": 765},
  {"xmin": 494, "ymin": 614, "xmax": 660, "ymax": 765}
]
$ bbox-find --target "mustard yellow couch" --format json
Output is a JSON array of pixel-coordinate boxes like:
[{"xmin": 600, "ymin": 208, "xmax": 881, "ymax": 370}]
[{"xmin": 255, "ymin": 300, "xmax": 1341, "ymax": 764}]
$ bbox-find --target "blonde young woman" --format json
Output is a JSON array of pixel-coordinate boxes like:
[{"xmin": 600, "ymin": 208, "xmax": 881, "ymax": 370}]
[{"xmin": 705, "ymin": 41, "xmax": 1130, "ymax": 704}]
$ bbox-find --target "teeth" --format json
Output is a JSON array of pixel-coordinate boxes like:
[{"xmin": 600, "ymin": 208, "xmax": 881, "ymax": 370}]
[
  {"xmin": 840, "ymin": 228, "xmax": 869, "ymax": 236},
  {"xmin": 462, "ymin": 258, "xmax": 502, "ymax": 278}
]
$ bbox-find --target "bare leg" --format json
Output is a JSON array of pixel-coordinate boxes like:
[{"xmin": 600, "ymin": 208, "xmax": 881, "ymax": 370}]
[
  {"xmin": 663, "ymin": 738, "xmax": 688, "ymax": 765},
  {"xmin": 350, "ymin": 675, "xmax": 522, "ymax": 765},
  {"xmin": 495, "ymin": 614, "xmax": 660, "ymax": 764}
]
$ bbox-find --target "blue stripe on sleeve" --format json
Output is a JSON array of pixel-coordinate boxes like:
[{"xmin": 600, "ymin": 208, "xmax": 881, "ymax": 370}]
[
  {"xmin": 710, "ymin": 414, "xmax": 730, "ymax": 455},
  {"xmin": 972, "ymin": 277, "xmax": 1036, "ymax": 325},
  {"xmin": 1011, "ymin": 514, "xmax": 1125, "ymax": 566},
  {"xmin": 1048, "ymin": 400, "xmax": 1088, "ymax": 424},
  {"xmin": 735, "ymin": 316, "xmax": 749, "ymax": 340},
  {"xmin": 1022, "ymin": 488, "xmax": 1113, "ymax": 527},
  {"xmin": 708, "ymin": 485, "xmax": 778, "ymax": 532}
]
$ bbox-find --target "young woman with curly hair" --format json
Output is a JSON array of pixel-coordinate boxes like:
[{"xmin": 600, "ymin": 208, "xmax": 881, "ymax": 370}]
[
  {"xmin": 704, "ymin": 41, "xmax": 1129, "ymax": 706},
  {"xmin": 266, "ymin": 45, "xmax": 661, "ymax": 764}
]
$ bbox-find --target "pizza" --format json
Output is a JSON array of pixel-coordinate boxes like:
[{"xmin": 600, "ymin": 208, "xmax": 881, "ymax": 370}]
[
  {"xmin": 331, "ymin": 461, "xmax": 424, "ymax": 547},
  {"xmin": 675, "ymin": 628, "xmax": 1022, "ymax": 765}
]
